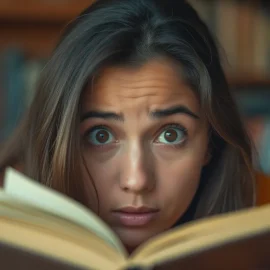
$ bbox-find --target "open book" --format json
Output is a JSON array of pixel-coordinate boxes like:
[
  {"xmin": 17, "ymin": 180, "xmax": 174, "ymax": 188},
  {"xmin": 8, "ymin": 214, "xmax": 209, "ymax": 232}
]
[{"xmin": 0, "ymin": 168, "xmax": 270, "ymax": 270}]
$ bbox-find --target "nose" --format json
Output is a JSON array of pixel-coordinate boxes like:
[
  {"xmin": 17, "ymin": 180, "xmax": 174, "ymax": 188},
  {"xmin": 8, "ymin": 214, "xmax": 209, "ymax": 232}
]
[{"xmin": 119, "ymin": 140, "xmax": 155, "ymax": 194}]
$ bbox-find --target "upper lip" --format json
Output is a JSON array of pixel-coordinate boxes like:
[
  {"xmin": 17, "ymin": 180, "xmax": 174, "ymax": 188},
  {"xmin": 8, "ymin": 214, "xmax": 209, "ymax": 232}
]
[{"xmin": 113, "ymin": 206, "xmax": 159, "ymax": 214}]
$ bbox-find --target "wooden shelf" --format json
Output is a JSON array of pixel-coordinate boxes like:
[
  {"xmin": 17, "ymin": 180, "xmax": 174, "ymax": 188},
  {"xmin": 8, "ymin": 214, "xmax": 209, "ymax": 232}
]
[
  {"xmin": 0, "ymin": 0, "xmax": 269, "ymax": 87},
  {"xmin": 228, "ymin": 74, "xmax": 270, "ymax": 87},
  {"xmin": 0, "ymin": 1, "xmax": 96, "ymax": 58},
  {"xmin": 0, "ymin": 22, "xmax": 62, "ymax": 58},
  {"xmin": 0, "ymin": 0, "xmax": 94, "ymax": 23}
]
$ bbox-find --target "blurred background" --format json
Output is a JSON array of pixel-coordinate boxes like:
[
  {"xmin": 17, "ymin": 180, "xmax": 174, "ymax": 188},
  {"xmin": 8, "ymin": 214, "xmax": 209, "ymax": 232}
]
[{"xmin": 0, "ymin": 0, "xmax": 269, "ymax": 175}]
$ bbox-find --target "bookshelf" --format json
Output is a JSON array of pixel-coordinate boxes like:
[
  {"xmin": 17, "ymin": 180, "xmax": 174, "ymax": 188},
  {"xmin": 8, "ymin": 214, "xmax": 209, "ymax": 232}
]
[
  {"xmin": 0, "ymin": 0, "xmax": 269, "ymax": 174},
  {"xmin": 0, "ymin": 0, "xmax": 95, "ymax": 142},
  {"xmin": 189, "ymin": 0, "xmax": 270, "ymax": 87},
  {"xmin": 0, "ymin": 0, "xmax": 269, "ymax": 86},
  {"xmin": 0, "ymin": 0, "xmax": 93, "ymax": 22},
  {"xmin": 0, "ymin": 0, "xmax": 94, "ymax": 58}
]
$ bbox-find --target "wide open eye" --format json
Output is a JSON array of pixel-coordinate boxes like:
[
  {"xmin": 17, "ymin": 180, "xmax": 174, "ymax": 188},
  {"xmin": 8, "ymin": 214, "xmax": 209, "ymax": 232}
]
[
  {"xmin": 156, "ymin": 125, "xmax": 187, "ymax": 145},
  {"xmin": 87, "ymin": 127, "xmax": 115, "ymax": 145}
]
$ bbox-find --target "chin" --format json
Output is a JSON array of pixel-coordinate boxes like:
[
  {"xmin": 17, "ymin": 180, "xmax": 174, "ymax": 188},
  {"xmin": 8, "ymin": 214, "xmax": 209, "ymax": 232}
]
[{"xmin": 114, "ymin": 226, "xmax": 161, "ymax": 253}]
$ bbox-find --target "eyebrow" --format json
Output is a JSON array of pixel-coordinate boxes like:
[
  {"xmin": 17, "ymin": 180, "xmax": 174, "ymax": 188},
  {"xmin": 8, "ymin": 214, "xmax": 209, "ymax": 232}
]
[
  {"xmin": 150, "ymin": 105, "xmax": 199, "ymax": 119},
  {"xmin": 81, "ymin": 105, "xmax": 199, "ymax": 122},
  {"xmin": 81, "ymin": 110, "xmax": 124, "ymax": 122}
]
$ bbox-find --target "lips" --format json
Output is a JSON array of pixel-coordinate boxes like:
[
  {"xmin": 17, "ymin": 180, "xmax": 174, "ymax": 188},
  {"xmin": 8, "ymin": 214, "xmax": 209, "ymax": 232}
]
[{"xmin": 112, "ymin": 206, "xmax": 159, "ymax": 227}]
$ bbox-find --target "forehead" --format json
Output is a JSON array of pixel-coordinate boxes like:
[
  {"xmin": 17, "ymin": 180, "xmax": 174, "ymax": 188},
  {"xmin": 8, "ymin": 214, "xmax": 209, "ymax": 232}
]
[{"xmin": 82, "ymin": 58, "xmax": 199, "ymax": 112}]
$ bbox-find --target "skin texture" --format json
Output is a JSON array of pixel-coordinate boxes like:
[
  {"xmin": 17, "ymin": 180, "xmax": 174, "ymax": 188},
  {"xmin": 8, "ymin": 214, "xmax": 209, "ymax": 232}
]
[{"xmin": 80, "ymin": 57, "xmax": 209, "ymax": 253}]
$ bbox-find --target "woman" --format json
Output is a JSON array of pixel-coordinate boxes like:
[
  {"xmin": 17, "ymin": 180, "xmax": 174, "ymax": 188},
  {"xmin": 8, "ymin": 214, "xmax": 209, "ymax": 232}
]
[{"xmin": 0, "ymin": 0, "xmax": 256, "ymax": 253}]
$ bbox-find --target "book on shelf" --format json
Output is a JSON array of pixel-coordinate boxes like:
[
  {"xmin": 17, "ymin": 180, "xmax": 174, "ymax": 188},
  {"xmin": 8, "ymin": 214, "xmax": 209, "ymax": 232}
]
[
  {"xmin": 0, "ymin": 168, "xmax": 270, "ymax": 270},
  {"xmin": 0, "ymin": 48, "xmax": 25, "ymax": 142},
  {"xmin": 0, "ymin": 48, "xmax": 45, "ymax": 143},
  {"xmin": 188, "ymin": 0, "xmax": 270, "ymax": 79}
]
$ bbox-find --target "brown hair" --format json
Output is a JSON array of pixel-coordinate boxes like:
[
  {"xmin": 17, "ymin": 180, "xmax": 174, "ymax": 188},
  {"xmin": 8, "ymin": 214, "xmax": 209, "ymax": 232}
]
[{"xmin": 0, "ymin": 0, "xmax": 255, "ymax": 220}]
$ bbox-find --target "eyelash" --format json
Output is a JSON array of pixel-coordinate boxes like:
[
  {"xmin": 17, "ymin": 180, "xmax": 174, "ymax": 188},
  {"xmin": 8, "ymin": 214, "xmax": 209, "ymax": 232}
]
[
  {"xmin": 85, "ymin": 124, "xmax": 111, "ymax": 135},
  {"xmin": 158, "ymin": 123, "xmax": 187, "ymax": 134},
  {"xmin": 83, "ymin": 123, "xmax": 188, "ymax": 148},
  {"xmin": 83, "ymin": 124, "xmax": 115, "ymax": 147},
  {"xmin": 155, "ymin": 123, "xmax": 188, "ymax": 147}
]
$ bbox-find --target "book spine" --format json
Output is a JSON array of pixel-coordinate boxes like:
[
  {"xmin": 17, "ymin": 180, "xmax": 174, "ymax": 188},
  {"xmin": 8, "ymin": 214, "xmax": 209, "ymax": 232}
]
[
  {"xmin": 215, "ymin": 0, "xmax": 238, "ymax": 77},
  {"xmin": 236, "ymin": 1, "xmax": 256, "ymax": 76},
  {"xmin": 0, "ymin": 47, "xmax": 46, "ymax": 142},
  {"xmin": 0, "ymin": 52, "xmax": 7, "ymax": 143},
  {"xmin": 189, "ymin": 0, "xmax": 270, "ymax": 80},
  {"xmin": 5, "ymin": 48, "xmax": 26, "ymax": 136},
  {"xmin": 253, "ymin": 7, "xmax": 270, "ymax": 76}
]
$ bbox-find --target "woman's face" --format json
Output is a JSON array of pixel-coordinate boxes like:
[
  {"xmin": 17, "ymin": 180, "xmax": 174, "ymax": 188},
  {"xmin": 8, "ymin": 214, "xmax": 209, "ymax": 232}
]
[{"xmin": 80, "ymin": 57, "xmax": 209, "ymax": 252}]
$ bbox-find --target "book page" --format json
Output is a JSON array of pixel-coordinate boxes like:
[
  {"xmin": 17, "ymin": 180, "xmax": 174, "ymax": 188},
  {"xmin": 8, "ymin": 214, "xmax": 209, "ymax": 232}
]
[
  {"xmin": 148, "ymin": 231, "xmax": 270, "ymax": 270},
  {"xmin": 0, "ymin": 217, "xmax": 121, "ymax": 270},
  {"xmin": 130, "ymin": 205, "xmax": 270, "ymax": 265},
  {"xmin": 0, "ymin": 242, "xmax": 86, "ymax": 270},
  {"xmin": 0, "ymin": 193, "xmax": 125, "ymax": 263},
  {"xmin": 3, "ymin": 168, "xmax": 126, "ymax": 255}
]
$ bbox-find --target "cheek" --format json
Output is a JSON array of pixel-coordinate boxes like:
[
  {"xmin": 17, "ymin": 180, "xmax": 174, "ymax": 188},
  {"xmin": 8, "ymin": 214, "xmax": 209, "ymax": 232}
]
[
  {"xmin": 157, "ymin": 150, "xmax": 206, "ymax": 215},
  {"xmin": 80, "ymin": 157, "xmax": 118, "ymax": 208}
]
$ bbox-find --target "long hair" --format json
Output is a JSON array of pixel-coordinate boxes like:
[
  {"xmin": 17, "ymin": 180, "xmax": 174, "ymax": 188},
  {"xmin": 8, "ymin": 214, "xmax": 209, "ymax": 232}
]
[{"xmin": 0, "ymin": 0, "xmax": 255, "ymax": 218}]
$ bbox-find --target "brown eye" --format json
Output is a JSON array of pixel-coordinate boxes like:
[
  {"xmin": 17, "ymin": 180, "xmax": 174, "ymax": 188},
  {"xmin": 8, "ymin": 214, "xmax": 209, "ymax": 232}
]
[
  {"xmin": 87, "ymin": 128, "xmax": 114, "ymax": 145},
  {"xmin": 96, "ymin": 130, "xmax": 109, "ymax": 143},
  {"xmin": 157, "ymin": 125, "xmax": 186, "ymax": 145},
  {"xmin": 164, "ymin": 129, "xmax": 178, "ymax": 142}
]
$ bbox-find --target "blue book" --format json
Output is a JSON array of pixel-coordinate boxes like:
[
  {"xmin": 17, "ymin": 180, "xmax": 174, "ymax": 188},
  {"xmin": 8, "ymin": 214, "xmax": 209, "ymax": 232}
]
[{"xmin": 0, "ymin": 48, "xmax": 26, "ymax": 142}]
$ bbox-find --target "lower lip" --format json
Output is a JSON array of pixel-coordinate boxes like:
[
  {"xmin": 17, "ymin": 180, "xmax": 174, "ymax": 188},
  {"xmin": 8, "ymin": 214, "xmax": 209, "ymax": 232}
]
[{"xmin": 112, "ymin": 212, "xmax": 158, "ymax": 227}]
